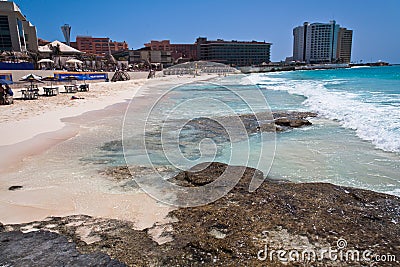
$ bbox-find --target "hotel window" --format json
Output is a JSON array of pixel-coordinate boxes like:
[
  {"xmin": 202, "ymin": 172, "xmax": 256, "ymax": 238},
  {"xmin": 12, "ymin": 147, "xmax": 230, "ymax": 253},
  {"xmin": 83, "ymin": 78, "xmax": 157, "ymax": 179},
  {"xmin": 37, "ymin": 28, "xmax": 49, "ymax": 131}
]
[
  {"xmin": 17, "ymin": 19, "xmax": 26, "ymax": 48},
  {"xmin": 0, "ymin": 16, "xmax": 12, "ymax": 51}
]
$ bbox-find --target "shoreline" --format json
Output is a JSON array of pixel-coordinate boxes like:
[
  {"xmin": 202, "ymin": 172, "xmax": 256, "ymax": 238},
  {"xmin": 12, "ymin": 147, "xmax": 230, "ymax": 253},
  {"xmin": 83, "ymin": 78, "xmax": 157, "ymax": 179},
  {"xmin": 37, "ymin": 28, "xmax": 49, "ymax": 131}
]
[
  {"xmin": 0, "ymin": 77, "xmax": 148, "ymax": 177},
  {"xmin": 0, "ymin": 73, "xmax": 219, "ymax": 227}
]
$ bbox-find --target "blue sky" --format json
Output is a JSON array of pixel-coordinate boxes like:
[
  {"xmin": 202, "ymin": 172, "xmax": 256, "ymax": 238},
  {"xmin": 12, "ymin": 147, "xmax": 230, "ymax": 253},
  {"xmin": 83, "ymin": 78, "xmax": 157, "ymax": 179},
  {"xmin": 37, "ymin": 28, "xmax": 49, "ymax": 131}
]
[{"xmin": 14, "ymin": 0, "xmax": 400, "ymax": 63}]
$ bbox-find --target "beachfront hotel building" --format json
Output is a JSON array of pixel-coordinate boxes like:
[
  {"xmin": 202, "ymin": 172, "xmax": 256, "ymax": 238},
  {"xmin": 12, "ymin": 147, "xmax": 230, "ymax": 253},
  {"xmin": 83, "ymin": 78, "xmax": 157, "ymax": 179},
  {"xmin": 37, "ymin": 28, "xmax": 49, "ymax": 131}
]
[
  {"xmin": 71, "ymin": 36, "xmax": 128, "ymax": 57},
  {"xmin": 145, "ymin": 40, "xmax": 197, "ymax": 62},
  {"xmin": 143, "ymin": 37, "xmax": 271, "ymax": 66},
  {"xmin": 293, "ymin": 21, "xmax": 353, "ymax": 63},
  {"xmin": 196, "ymin": 37, "xmax": 271, "ymax": 66},
  {"xmin": 336, "ymin": 27, "xmax": 353, "ymax": 63},
  {"xmin": 0, "ymin": 1, "xmax": 38, "ymax": 52}
]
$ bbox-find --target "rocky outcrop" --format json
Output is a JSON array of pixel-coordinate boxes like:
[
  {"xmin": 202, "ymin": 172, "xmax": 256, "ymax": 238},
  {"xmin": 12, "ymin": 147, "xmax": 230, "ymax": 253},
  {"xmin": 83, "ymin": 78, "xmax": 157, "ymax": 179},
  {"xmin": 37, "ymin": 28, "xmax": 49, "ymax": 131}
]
[
  {"xmin": 1, "ymin": 162, "xmax": 398, "ymax": 266},
  {"xmin": 0, "ymin": 230, "xmax": 125, "ymax": 267},
  {"xmin": 272, "ymin": 111, "xmax": 315, "ymax": 130},
  {"xmin": 180, "ymin": 111, "xmax": 317, "ymax": 136},
  {"xmin": 99, "ymin": 110, "xmax": 317, "ymax": 157}
]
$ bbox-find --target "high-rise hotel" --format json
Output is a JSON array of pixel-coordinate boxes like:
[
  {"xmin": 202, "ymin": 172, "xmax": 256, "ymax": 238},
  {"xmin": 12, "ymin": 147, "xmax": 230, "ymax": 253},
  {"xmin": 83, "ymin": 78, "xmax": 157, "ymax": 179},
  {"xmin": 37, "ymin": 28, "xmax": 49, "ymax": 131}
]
[
  {"xmin": 293, "ymin": 21, "xmax": 353, "ymax": 64},
  {"xmin": 0, "ymin": 1, "xmax": 38, "ymax": 52}
]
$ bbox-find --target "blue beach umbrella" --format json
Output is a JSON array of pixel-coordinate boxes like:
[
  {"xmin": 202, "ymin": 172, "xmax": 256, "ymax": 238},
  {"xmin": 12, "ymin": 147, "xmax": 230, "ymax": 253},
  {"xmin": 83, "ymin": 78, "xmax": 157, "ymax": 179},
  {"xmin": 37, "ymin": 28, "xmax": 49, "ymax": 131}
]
[{"xmin": 0, "ymin": 79, "xmax": 13, "ymax": 85}]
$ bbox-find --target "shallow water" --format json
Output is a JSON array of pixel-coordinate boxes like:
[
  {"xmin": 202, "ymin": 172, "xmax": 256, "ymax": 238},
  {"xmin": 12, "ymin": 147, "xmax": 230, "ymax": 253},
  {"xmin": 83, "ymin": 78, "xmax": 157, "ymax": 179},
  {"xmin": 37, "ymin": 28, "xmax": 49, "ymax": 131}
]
[
  {"xmin": 70, "ymin": 70, "xmax": 400, "ymax": 197},
  {"xmin": 246, "ymin": 66, "xmax": 400, "ymax": 195}
]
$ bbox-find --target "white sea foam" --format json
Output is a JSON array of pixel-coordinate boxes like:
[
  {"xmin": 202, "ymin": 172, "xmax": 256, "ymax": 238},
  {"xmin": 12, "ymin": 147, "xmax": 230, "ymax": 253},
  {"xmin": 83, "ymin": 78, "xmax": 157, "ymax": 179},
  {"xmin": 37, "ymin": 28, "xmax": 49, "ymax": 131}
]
[{"xmin": 249, "ymin": 74, "xmax": 400, "ymax": 153}]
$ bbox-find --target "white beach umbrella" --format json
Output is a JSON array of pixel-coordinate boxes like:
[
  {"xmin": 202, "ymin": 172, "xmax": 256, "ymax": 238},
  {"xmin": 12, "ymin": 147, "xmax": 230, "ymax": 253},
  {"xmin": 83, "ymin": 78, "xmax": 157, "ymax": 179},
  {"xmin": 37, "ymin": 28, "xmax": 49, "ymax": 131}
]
[
  {"xmin": 66, "ymin": 59, "xmax": 83, "ymax": 64},
  {"xmin": 20, "ymin": 73, "xmax": 42, "ymax": 80},
  {"xmin": 38, "ymin": 58, "xmax": 54, "ymax": 63}
]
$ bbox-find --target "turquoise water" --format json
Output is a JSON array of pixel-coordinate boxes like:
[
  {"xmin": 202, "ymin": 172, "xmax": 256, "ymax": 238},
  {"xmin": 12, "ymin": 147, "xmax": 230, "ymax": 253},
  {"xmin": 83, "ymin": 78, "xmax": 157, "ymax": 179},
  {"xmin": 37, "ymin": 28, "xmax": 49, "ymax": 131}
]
[
  {"xmin": 79, "ymin": 67, "xmax": 400, "ymax": 197},
  {"xmin": 251, "ymin": 66, "xmax": 400, "ymax": 152},
  {"xmin": 246, "ymin": 66, "xmax": 400, "ymax": 195}
]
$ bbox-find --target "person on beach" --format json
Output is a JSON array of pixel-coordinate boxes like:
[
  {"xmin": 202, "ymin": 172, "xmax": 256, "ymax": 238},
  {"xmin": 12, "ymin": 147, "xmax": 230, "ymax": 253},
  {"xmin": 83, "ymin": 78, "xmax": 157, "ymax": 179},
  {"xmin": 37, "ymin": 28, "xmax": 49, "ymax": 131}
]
[
  {"xmin": 0, "ymin": 85, "xmax": 4, "ymax": 103},
  {"xmin": 0, "ymin": 85, "xmax": 5, "ymax": 105},
  {"xmin": 5, "ymin": 84, "xmax": 13, "ymax": 96},
  {"xmin": 0, "ymin": 84, "xmax": 14, "ymax": 105}
]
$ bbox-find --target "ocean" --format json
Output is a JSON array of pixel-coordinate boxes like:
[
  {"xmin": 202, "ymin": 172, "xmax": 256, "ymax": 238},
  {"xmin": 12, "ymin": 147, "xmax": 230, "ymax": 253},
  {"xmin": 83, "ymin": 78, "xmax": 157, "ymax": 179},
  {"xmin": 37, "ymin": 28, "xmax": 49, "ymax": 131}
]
[
  {"xmin": 246, "ymin": 66, "xmax": 400, "ymax": 196},
  {"xmin": 120, "ymin": 66, "xmax": 400, "ymax": 199}
]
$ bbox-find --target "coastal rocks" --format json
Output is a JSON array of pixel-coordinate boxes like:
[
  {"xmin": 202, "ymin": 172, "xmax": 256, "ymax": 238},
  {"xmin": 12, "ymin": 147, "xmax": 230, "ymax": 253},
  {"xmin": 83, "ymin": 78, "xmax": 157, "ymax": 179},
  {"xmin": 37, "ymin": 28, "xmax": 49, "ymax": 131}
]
[
  {"xmin": 274, "ymin": 117, "xmax": 312, "ymax": 127},
  {"xmin": 170, "ymin": 162, "xmax": 230, "ymax": 187},
  {"xmin": 100, "ymin": 165, "xmax": 176, "ymax": 182},
  {"xmin": 2, "ymin": 162, "xmax": 398, "ymax": 266},
  {"xmin": 162, "ymin": 163, "xmax": 400, "ymax": 266},
  {"xmin": 93, "ymin": 110, "xmax": 316, "ymax": 167},
  {"xmin": 0, "ymin": 230, "xmax": 125, "ymax": 267},
  {"xmin": 272, "ymin": 111, "xmax": 316, "ymax": 130},
  {"xmin": 0, "ymin": 215, "xmax": 162, "ymax": 267},
  {"xmin": 171, "ymin": 111, "xmax": 316, "ymax": 159},
  {"xmin": 181, "ymin": 111, "xmax": 317, "ymax": 137},
  {"xmin": 170, "ymin": 161, "xmax": 264, "ymax": 188}
]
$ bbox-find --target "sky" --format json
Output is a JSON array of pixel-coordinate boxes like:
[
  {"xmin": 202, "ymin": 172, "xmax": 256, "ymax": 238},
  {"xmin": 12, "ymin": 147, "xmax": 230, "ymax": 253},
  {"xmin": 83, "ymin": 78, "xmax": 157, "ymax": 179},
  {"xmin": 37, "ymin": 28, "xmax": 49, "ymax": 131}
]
[{"xmin": 13, "ymin": 0, "xmax": 400, "ymax": 63}]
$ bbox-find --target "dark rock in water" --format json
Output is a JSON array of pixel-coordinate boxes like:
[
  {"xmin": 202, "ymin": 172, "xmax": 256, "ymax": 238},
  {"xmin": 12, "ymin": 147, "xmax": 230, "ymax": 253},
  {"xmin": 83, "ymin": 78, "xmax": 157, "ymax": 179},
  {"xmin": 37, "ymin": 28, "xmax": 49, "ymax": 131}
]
[
  {"xmin": 273, "ymin": 111, "xmax": 315, "ymax": 129},
  {"xmin": 2, "ymin": 162, "xmax": 399, "ymax": 266},
  {"xmin": 171, "ymin": 162, "xmax": 229, "ymax": 187},
  {"xmin": 100, "ymin": 140, "xmax": 123, "ymax": 152},
  {"xmin": 98, "ymin": 111, "xmax": 316, "ymax": 166},
  {"xmin": 169, "ymin": 111, "xmax": 316, "ymax": 157},
  {"xmin": 183, "ymin": 111, "xmax": 317, "ymax": 136},
  {"xmin": 272, "ymin": 111, "xmax": 317, "ymax": 120},
  {"xmin": 170, "ymin": 162, "xmax": 264, "ymax": 189},
  {"xmin": 0, "ymin": 230, "xmax": 125, "ymax": 267},
  {"xmin": 274, "ymin": 117, "xmax": 312, "ymax": 127},
  {"xmin": 8, "ymin": 186, "xmax": 23, "ymax": 191},
  {"xmin": 100, "ymin": 165, "xmax": 176, "ymax": 182}
]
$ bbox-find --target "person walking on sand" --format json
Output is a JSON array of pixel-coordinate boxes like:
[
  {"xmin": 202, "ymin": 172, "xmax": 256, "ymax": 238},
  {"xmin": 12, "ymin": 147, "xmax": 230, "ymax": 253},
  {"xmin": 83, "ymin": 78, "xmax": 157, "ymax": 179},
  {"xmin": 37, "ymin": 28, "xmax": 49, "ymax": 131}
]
[
  {"xmin": 0, "ymin": 85, "xmax": 5, "ymax": 105},
  {"xmin": 5, "ymin": 84, "xmax": 13, "ymax": 96},
  {"xmin": 0, "ymin": 84, "xmax": 14, "ymax": 105}
]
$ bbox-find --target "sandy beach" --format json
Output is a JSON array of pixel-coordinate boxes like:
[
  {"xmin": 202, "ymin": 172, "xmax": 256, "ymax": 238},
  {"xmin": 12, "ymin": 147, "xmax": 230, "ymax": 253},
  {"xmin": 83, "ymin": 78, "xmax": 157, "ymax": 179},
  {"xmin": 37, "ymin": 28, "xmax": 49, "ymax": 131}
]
[{"xmin": 0, "ymin": 72, "xmax": 218, "ymax": 228}]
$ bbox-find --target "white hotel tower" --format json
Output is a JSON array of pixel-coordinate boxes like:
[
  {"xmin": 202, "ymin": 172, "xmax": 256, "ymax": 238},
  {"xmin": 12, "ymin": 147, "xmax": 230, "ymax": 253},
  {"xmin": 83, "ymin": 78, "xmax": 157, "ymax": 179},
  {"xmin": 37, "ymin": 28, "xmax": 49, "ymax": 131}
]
[{"xmin": 293, "ymin": 21, "xmax": 352, "ymax": 64}]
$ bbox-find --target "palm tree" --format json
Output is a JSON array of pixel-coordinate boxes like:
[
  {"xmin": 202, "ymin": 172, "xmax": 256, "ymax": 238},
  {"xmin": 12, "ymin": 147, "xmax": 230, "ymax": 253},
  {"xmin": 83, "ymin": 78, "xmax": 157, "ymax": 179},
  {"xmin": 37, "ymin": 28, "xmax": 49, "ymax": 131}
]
[
  {"xmin": 104, "ymin": 54, "xmax": 117, "ymax": 71},
  {"xmin": 27, "ymin": 51, "xmax": 39, "ymax": 69},
  {"xmin": 49, "ymin": 43, "xmax": 62, "ymax": 69}
]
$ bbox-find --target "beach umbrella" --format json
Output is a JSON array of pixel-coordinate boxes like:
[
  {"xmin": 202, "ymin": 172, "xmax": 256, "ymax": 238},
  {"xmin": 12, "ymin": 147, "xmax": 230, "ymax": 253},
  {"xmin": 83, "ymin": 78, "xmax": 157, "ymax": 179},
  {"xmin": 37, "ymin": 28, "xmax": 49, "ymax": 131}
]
[
  {"xmin": 66, "ymin": 59, "xmax": 83, "ymax": 64},
  {"xmin": 38, "ymin": 58, "xmax": 54, "ymax": 64},
  {"xmin": 0, "ymin": 79, "xmax": 13, "ymax": 85},
  {"xmin": 20, "ymin": 74, "xmax": 43, "ymax": 88},
  {"xmin": 41, "ymin": 76, "xmax": 58, "ymax": 87},
  {"xmin": 20, "ymin": 73, "xmax": 42, "ymax": 81}
]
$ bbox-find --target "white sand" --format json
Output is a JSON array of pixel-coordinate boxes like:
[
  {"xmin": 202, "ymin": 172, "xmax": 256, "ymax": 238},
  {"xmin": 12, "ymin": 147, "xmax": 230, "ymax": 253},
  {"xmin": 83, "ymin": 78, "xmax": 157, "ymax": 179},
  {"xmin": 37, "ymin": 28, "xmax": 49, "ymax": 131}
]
[
  {"xmin": 0, "ymin": 72, "xmax": 216, "ymax": 229},
  {"xmin": 0, "ymin": 78, "xmax": 147, "ymax": 145}
]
